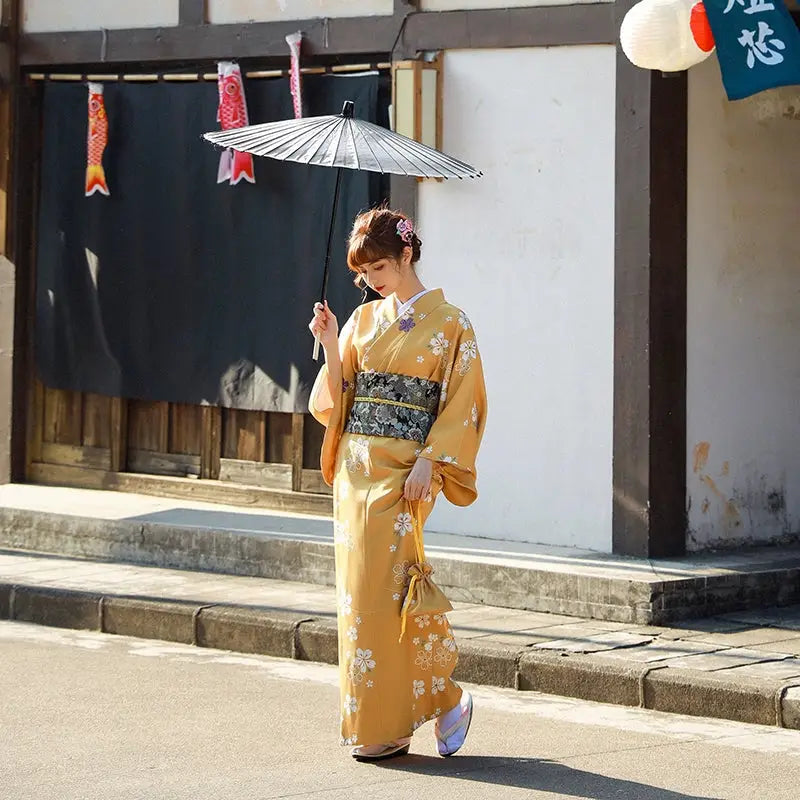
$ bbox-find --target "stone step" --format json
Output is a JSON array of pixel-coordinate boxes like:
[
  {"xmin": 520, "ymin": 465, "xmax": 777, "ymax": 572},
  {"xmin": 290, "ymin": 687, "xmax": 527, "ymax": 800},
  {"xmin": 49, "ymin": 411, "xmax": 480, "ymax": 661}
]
[{"xmin": 2, "ymin": 483, "xmax": 800, "ymax": 624}]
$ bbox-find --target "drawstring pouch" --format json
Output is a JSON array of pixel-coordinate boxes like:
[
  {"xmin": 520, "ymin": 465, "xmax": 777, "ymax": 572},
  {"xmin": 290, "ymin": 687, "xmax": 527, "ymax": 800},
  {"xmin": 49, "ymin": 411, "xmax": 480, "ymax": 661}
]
[{"xmin": 399, "ymin": 500, "xmax": 453, "ymax": 642}]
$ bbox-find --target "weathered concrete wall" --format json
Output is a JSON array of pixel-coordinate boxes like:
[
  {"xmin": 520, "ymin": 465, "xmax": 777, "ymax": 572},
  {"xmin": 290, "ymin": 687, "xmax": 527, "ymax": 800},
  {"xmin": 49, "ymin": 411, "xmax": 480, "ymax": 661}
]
[
  {"xmin": 0, "ymin": 256, "xmax": 14, "ymax": 484},
  {"xmin": 207, "ymin": 1, "xmax": 393, "ymax": 24},
  {"xmin": 420, "ymin": 46, "xmax": 616, "ymax": 551},
  {"xmin": 22, "ymin": 0, "xmax": 393, "ymax": 32},
  {"xmin": 687, "ymin": 59, "xmax": 800, "ymax": 549},
  {"xmin": 22, "ymin": 0, "xmax": 180, "ymax": 32}
]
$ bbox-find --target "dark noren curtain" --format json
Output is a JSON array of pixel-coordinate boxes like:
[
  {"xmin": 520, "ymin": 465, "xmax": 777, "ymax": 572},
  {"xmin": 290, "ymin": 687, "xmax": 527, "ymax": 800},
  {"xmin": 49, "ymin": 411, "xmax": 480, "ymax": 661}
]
[{"xmin": 35, "ymin": 73, "xmax": 388, "ymax": 412}]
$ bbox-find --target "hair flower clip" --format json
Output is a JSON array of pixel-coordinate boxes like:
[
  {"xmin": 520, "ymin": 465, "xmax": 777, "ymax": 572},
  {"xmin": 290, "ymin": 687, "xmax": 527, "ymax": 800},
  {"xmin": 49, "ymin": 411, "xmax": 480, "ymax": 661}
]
[{"xmin": 396, "ymin": 219, "xmax": 414, "ymax": 244}]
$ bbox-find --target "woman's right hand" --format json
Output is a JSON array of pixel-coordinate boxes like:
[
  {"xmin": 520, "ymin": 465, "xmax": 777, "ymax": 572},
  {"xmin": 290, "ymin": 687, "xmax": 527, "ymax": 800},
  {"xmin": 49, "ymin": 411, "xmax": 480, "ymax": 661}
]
[{"xmin": 308, "ymin": 301, "xmax": 339, "ymax": 351}]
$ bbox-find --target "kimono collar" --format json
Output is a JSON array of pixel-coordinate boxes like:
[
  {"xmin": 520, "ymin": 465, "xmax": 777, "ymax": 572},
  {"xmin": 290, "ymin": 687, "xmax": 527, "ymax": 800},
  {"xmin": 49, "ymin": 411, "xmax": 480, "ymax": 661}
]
[{"xmin": 380, "ymin": 288, "xmax": 445, "ymax": 324}]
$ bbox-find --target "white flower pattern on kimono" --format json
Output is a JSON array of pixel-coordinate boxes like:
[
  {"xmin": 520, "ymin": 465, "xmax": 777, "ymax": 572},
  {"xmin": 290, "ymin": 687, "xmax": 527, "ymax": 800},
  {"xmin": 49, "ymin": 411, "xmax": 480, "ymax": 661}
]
[
  {"xmin": 333, "ymin": 520, "xmax": 354, "ymax": 551},
  {"xmin": 346, "ymin": 626, "xmax": 358, "ymax": 642},
  {"xmin": 457, "ymin": 339, "xmax": 478, "ymax": 376},
  {"xmin": 428, "ymin": 332, "xmax": 450, "ymax": 357},
  {"xmin": 339, "ymin": 592, "xmax": 353, "ymax": 617},
  {"xmin": 394, "ymin": 513, "xmax": 413, "ymax": 537},
  {"xmin": 458, "ymin": 311, "xmax": 471, "ymax": 330},
  {"xmin": 431, "ymin": 676, "xmax": 446, "ymax": 695},
  {"xmin": 353, "ymin": 648, "xmax": 376, "ymax": 673},
  {"xmin": 366, "ymin": 680, "xmax": 374, "ymax": 688},
  {"xmin": 393, "ymin": 592, "xmax": 401, "ymax": 601},
  {"xmin": 344, "ymin": 694, "xmax": 358, "ymax": 715},
  {"xmin": 415, "ymin": 614, "xmax": 431, "ymax": 629},
  {"xmin": 345, "ymin": 437, "xmax": 371, "ymax": 477},
  {"xmin": 413, "ymin": 679, "xmax": 426, "ymax": 699},
  {"xmin": 433, "ymin": 614, "xmax": 445, "ymax": 626}
]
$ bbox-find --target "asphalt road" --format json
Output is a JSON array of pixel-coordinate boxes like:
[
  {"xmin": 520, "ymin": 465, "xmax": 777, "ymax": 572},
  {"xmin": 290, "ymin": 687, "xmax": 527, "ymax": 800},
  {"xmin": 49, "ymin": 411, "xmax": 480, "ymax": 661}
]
[{"xmin": 2, "ymin": 620, "xmax": 800, "ymax": 800}]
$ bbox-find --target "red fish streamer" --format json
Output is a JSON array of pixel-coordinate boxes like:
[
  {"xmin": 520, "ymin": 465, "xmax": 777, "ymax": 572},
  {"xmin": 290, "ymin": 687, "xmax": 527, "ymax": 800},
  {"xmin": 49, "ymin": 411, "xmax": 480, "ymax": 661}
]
[
  {"xmin": 216, "ymin": 61, "xmax": 256, "ymax": 185},
  {"xmin": 85, "ymin": 82, "xmax": 110, "ymax": 197},
  {"xmin": 286, "ymin": 32, "xmax": 304, "ymax": 119}
]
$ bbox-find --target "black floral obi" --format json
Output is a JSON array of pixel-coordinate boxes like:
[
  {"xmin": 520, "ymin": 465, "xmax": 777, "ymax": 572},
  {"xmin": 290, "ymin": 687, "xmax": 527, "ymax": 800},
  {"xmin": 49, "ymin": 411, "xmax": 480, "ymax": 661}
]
[{"xmin": 344, "ymin": 372, "xmax": 441, "ymax": 443}]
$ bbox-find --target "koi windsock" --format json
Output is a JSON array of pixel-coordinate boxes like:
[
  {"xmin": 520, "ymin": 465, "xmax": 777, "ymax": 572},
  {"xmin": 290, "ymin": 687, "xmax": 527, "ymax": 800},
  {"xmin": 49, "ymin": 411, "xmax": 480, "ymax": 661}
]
[
  {"xmin": 286, "ymin": 32, "xmax": 304, "ymax": 119},
  {"xmin": 216, "ymin": 61, "xmax": 256, "ymax": 186},
  {"xmin": 85, "ymin": 82, "xmax": 110, "ymax": 197}
]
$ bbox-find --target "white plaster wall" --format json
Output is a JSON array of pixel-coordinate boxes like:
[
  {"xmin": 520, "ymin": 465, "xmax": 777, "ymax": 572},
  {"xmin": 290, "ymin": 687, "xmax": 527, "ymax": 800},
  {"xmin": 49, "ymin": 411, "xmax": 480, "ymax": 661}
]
[
  {"xmin": 421, "ymin": 0, "xmax": 609, "ymax": 8},
  {"xmin": 687, "ymin": 59, "xmax": 800, "ymax": 549},
  {"xmin": 23, "ymin": 0, "xmax": 179, "ymax": 32},
  {"xmin": 207, "ymin": 0, "xmax": 393, "ymax": 24},
  {"xmin": 420, "ymin": 47, "xmax": 616, "ymax": 551}
]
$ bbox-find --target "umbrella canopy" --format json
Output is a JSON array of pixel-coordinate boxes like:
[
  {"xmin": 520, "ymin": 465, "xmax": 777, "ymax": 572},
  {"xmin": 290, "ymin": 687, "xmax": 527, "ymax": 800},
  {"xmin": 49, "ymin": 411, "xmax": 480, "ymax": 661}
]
[
  {"xmin": 203, "ymin": 100, "xmax": 481, "ymax": 180},
  {"xmin": 204, "ymin": 100, "xmax": 481, "ymax": 359}
]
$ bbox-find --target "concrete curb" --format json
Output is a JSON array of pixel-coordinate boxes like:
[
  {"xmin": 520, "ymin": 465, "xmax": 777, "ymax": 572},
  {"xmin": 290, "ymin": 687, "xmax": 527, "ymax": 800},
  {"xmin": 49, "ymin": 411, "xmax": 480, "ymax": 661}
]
[
  {"xmin": 3, "ymin": 581, "xmax": 800, "ymax": 731},
  {"xmin": 4, "ymin": 506, "xmax": 800, "ymax": 625}
]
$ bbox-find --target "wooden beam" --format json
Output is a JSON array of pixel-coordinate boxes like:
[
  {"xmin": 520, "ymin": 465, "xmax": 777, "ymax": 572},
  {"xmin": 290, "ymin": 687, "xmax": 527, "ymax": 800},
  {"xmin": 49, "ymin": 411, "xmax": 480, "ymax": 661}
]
[
  {"xmin": 109, "ymin": 397, "xmax": 128, "ymax": 472},
  {"xmin": 612, "ymin": 18, "xmax": 687, "ymax": 558},
  {"xmin": 28, "ymin": 462, "xmax": 334, "ymax": 516},
  {"xmin": 200, "ymin": 405, "xmax": 221, "ymax": 480},
  {"xmin": 291, "ymin": 413, "xmax": 304, "ymax": 493},
  {"xmin": 20, "ymin": 6, "xmax": 616, "ymax": 66},
  {"xmin": 179, "ymin": 0, "xmax": 206, "ymax": 27},
  {"xmin": 399, "ymin": 5, "xmax": 616, "ymax": 57}
]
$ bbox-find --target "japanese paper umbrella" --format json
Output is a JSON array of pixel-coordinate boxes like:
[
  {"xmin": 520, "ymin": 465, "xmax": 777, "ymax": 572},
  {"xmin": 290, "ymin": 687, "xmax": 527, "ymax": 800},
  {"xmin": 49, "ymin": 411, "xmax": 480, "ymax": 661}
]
[{"xmin": 203, "ymin": 100, "xmax": 482, "ymax": 359}]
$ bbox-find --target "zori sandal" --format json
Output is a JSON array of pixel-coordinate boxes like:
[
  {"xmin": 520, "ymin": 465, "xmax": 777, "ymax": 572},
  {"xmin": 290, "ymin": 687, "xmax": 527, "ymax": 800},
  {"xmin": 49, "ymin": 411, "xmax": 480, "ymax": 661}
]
[
  {"xmin": 351, "ymin": 737, "xmax": 412, "ymax": 762},
  {"xmin": 435, "ymin": 691, "xmax": 473, "ymax": 757}
]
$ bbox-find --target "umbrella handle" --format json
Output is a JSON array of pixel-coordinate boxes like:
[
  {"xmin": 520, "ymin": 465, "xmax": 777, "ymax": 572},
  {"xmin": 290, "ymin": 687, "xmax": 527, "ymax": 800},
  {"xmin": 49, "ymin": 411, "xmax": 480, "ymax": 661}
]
[{"xmin": 313, "ymin": 335, "xmax": 321, "ymax": 361}]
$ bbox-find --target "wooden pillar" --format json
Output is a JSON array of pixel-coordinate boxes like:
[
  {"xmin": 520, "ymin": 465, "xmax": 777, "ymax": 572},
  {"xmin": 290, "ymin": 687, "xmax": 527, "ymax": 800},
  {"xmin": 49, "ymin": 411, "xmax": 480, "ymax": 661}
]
[
  {"xmin": 200, "ymin": 406, "xmax": 221, "ymax": 480},
  {"xmin": 612, "ymin": 26, "xmax": 688, "ymax": 558},
  {"xmin": 0, "ymin": 0, "xmax": 19, "ymax": 484}
]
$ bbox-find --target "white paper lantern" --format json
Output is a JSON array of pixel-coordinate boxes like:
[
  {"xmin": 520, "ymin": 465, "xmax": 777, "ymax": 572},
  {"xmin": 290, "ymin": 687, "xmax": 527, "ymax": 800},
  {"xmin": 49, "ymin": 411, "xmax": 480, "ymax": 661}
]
[{"xmin": 620, "ymin": 0, "xmax": 715, "ymax": 73}]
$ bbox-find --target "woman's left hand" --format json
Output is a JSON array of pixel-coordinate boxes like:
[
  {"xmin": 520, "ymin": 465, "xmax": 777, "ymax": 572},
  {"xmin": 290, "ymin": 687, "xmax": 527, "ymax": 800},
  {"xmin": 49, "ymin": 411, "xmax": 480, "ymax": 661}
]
[{"xmin": 404, "ymin": 457, "xmax": 433, "ymax": 501}]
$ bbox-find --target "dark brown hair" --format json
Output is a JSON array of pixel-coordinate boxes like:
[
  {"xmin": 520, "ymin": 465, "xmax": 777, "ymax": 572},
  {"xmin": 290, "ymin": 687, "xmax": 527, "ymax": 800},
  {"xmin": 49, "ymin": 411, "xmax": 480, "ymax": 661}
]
[{"xmin": 346, "ymin": 207, "xmax": 422, "ymax": 278}]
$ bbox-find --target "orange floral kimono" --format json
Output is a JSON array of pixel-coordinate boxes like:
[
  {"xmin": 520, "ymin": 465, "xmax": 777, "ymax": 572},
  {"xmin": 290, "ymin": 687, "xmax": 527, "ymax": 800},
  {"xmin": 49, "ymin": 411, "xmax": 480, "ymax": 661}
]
[{"xmin": 309, "ymin": 288, "xmax": 487, "ymax": 747}]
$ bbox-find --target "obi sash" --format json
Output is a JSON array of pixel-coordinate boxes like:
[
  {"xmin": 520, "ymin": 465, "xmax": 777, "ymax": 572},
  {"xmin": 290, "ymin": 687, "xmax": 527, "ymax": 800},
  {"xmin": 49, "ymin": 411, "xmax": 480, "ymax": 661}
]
[{"xmin": 344, "ymin": 371, "xmax": 440, "ymax": 443}]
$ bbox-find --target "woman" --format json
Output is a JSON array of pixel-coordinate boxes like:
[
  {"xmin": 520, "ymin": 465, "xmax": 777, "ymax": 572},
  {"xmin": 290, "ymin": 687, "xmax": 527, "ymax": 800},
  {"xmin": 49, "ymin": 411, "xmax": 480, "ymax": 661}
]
[{"xmin": 308, "ymin": 207, "xmax": 487, "ymax": 761}]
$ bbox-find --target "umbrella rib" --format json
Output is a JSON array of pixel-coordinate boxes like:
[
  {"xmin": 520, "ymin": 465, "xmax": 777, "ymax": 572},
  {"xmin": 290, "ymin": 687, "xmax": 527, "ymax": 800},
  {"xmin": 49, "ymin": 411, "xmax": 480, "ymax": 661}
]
[
  {"xmin": 369, "ymin": 128, "xmax": 446, "ymax": 178},
  {"xmin": 357, "ymin": 124, "xmax": 408, "ymax": 175},
  {"xmin": 347, "ymin": 119, "xmax": 361, "ymax": 172},
  {"xmin": 223, "ymin": 117, "xmax": 338, "ymax": 155},
  {"xmin": 329, "ymin": 117, "xmax": 350, "ymax": 169},
  {"xmin": 354, "ymin": 124, "xmax": 383, "ymax": 173},
  {"xmin": 360, "ymin": 120, "xmax": 479, "ymax": 176},
  {"xmin": 206, "ymin": 116, "xmax": 326, "ymax": 145},
  {"xmin": 380, "ymin": 130, "xmax": 468, "ymax": 174},
  {"xmin": 301, "ymin": 118, "xmax": 347, "ymax": 165},
  {"xmin": 206, "ymin": 115, "xmax": 339, "ymax": 152},
  {"xmin": 273, "ymin": 117, "xmax": 344, "ymax": 162},
  {"xmin": 360, "ymin": 122, "xmax": 457, "ymax": 177}
]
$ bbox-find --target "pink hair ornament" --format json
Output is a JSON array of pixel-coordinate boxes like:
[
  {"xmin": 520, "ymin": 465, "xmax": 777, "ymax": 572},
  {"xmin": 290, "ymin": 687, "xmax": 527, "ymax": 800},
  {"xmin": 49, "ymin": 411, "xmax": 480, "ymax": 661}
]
[{"xmin": 396, "ymin": 219, "xmax": 414, "ymax": 244}]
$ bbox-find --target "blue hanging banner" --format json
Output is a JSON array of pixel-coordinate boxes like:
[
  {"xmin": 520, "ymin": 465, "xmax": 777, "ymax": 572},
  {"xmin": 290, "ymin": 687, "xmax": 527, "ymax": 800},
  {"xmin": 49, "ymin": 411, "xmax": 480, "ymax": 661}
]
[{"xmin": 703, "ymin": 0, "xmax": 800, "ymax": 100}]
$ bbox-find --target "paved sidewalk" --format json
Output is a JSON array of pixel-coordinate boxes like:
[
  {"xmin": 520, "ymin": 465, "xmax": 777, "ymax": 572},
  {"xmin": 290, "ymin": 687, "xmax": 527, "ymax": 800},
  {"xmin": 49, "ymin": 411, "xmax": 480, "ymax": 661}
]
[{"xmin": 3, "ymin": 548, "xmax": 800, "ymax": 731}]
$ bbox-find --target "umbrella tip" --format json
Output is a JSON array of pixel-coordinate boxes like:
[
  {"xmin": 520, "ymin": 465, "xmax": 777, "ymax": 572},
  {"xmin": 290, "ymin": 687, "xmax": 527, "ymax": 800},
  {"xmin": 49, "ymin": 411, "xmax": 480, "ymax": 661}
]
[{"xmin": 341, "ymin": 100, "xmax": 355, "ymax": 118}]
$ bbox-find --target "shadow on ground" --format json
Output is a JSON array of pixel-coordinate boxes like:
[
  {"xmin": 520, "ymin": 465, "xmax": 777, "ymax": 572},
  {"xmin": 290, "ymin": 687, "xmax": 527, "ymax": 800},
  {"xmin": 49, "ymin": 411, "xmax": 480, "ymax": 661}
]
[{"xmin": 377, "ymin": 755, "xmax": 722, "ymax": 800}]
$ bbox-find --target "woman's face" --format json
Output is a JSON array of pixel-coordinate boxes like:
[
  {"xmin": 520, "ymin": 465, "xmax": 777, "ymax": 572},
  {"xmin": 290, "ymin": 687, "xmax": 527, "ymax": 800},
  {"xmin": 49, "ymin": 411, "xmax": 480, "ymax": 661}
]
[{"xmin": 357, "ymin": 247, "xmax": 412, "ymax": 298}]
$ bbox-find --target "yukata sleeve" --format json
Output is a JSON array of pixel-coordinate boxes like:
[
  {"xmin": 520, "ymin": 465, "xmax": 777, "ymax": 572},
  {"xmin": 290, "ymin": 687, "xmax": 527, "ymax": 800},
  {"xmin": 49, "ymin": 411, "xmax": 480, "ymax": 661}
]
[
  {"xmin": 421, "ymin": 319, "xmax": 487, "ymax": 506},
  {"xmin": 308, "ymin": 308, "xmax": 359, "ymax": 486}
]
